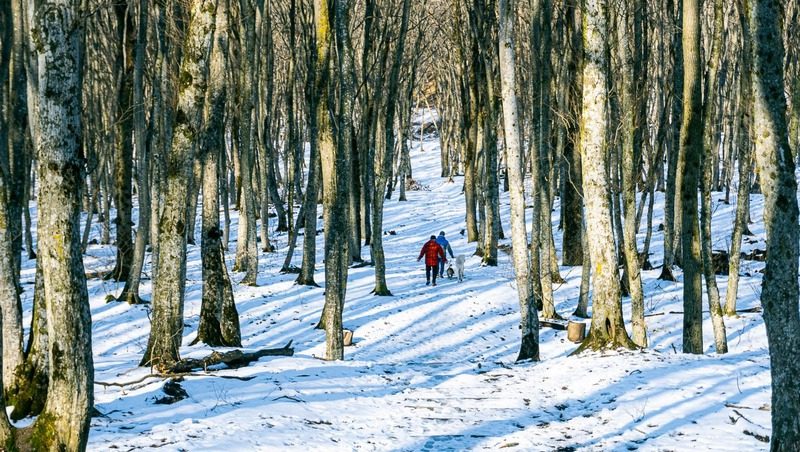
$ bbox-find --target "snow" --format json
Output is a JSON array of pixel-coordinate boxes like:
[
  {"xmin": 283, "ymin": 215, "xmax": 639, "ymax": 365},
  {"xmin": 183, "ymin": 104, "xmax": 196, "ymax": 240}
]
[{"xmin": 16, "ymin": 134, "xmax": 774, "ymax": 451}]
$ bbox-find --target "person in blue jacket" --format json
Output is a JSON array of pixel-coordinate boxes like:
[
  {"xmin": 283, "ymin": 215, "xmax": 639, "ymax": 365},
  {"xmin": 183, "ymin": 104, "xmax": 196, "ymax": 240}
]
[{"xmin": 435, "ymin": 231, "xmax": 455, "ymax": 278}]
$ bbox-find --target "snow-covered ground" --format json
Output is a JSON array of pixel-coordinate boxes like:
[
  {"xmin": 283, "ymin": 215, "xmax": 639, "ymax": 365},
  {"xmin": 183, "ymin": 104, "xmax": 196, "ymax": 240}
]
[{"xmin": 16, "ymin": 134, "xmax": 774, "ymax": 451}]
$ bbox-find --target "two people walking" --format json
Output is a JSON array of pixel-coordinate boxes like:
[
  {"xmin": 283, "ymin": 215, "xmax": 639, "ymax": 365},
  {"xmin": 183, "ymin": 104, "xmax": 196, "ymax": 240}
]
[{"xmin": 417, "ymin": 231, "xmax": 455, "ymax": 286}]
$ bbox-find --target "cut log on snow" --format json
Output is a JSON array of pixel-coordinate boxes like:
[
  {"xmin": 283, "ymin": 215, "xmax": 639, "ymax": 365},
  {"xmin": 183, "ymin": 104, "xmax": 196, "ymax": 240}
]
[
  {"xmin": 343, "ymin": 329, "xmax": 353, "ymax": 346},
  {"xmin": 567, "ymin": 321, "xmax": 586, "ymax": 343},
  {"xmin": 167, "ymin": 341, "xmax": 294, "ymax": 373}
]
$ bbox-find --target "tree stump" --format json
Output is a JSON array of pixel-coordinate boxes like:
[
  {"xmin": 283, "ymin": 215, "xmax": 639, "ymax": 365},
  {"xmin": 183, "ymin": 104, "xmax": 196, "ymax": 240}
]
[
  {"xmin": 567, "ymin": 321, "xmax": 586, "ymax": 343},
  {"xmin": 343, "ymin": 329, "xmax": 353, "ymax": 346}
]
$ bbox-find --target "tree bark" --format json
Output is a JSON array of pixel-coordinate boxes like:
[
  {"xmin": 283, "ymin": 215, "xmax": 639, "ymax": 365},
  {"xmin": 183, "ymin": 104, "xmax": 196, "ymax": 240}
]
[
  {"xmin": 679, "ymin": 0, "xmax": 704, "ymax": 354},
  {"xmin": 118, "ymin": 0, "xmax": 151, "ymax": 304},
  {"xmin": 575, "ymin": 0, "xmax": 636, "ymax": 352},
  {"xmin": 9, "ymin": 259, "xmax": 49, "ymax": 421},
  {"xmin": 747, "ymin": 0, "xmax": 800, "ymax": 447},
  {"xmin": 616, "ymin": 0, "xmax": 647, "ymax": 347},
  {"xmin": 317, "ymin": 0, "xmax": 351, "ymax": 361},
  {"xmin": 699, "ymin": 0, "xmax": 727, "ymax": 353},
  {"xmin": 141, "ymin": 0, "xmax": 218, "ymax": 371},
  {"xmin": 561, "ymin": 1, "xmax": 583, "ymax": 267},
  {"xmin": 30, "ymin": 1, "xmax": 95, "ymax": 447},
  {"xmin": 108, "ymin": 0, "xmax": 135, "ymax": 283},
  {"xmin": 372, "ymin": 0, "xmax": 411, "ymax": 295},
  {"xmin": 0, "ymin": 0, "xmax": 24, "ymax": 396},
  {"xmin": 233, "ymin": 0, "xmax": 259, "ymax": 286},
  {"xmin": 499, "ymin": 0, "xmax": 539, "ymax": 361},
  {"xmin": 194, "ymin": 0, "xmax": 240, "ymax": 348}
]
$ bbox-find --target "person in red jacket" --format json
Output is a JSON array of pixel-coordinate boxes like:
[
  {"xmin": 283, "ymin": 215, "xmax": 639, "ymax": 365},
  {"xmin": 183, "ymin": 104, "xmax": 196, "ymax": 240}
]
[{"xmin": 418, "ymin": 235, "xmax": 446, "ymax": 286}]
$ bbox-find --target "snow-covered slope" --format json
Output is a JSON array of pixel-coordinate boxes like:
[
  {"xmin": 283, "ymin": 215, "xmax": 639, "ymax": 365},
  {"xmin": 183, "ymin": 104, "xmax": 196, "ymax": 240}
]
[{"xmin": 16, "ymin": 132, "xmax": 773, "ymax": 451}]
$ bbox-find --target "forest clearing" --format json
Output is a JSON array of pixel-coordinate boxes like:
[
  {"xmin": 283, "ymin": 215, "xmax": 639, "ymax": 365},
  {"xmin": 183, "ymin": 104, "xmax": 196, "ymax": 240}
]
[{"xmin": 34, "ymin": 137, "xmax": 777, "ymax": 450}]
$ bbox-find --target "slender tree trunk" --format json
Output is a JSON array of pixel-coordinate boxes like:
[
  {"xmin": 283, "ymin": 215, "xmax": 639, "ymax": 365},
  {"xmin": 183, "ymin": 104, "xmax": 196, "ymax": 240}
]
[
  {"xmin": 659, "ymin": 0, "xmax": 681, "ymax": 281},
  {"xmin": 372, "ymin": 0, "xmax": 411, "ymax": 295},
  {"xmin": 233, "ymin": 0, "xmax": 259, "ymax": 287},
  {"xmin": 499, "ymin": 0, "xmax": 539, "ymax": 361},
  {"xmin": 296, "ymin": 0, "xmax": 326, "ymax": 287},
  {"xmin": 699, "ymin": 0, "xmax": 727, "ymax": 353},
  {"xmin": 573, "ymin": 217, "xmax": 591, "ymax": 318},
  {"xmin": 108, "ymin": 0, "xmax": 135, "ymax": 283},
  {"xmin": 464, "ymin": 78, "xmax": 479, "ymax": 242},
  {"xmin": 679, "ymin": 0, "xmax": 704, "ymax": 354},
  {"xmin": 725, "ymin": 146, "xmax": 752, "ymax": 315},
  {"xmin": 118, "ymin": 0, "xmax": 150, "ymax": 304},
  {"xmin": 8, "ymin": 0, "xmax": 27, "ymax": 281},
  {"xmin": 617, "ymin": 0, "xmax": 646, "ymax": 347},
  {"xmin": 561, "ymin": 1, "xmax": 583, "ymax": 267},
  {"xmin": 317, "ymin": 0, "xmax": 352, "ymax": 361}
]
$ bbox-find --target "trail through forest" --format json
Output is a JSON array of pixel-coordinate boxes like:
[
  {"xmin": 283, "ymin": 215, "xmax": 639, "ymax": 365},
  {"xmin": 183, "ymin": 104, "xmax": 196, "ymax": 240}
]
[{"xmin": 14, "ymin": 132, "xmax": 774, "ymax": 451}]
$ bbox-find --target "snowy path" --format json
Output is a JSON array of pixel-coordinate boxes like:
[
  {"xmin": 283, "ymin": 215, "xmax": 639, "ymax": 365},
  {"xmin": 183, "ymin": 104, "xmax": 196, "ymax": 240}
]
[{"xmin": 14, "ymin": 137, "xmax": 774, "ymax": 450}]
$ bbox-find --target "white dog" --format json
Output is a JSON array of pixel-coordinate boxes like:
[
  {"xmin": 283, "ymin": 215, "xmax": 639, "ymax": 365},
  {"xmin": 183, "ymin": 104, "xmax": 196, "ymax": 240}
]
[{"xmin": 454, "ymin": 255, "xmax": 465, "ymax": 282}]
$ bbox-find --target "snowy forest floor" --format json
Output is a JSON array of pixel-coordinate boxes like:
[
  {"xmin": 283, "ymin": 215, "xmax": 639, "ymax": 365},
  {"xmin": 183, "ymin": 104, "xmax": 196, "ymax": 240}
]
[{"xmin": 15, "ymin": 133, "xmax": 775, "ymax": 451}]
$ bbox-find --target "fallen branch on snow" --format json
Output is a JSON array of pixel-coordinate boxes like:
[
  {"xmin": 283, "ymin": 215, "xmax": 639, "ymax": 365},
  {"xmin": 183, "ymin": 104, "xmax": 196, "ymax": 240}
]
[
  {"xmin": 95, "ymin": 372, "xmax": 257, "ymax": 388},
  {"xmin": 94, "ymin": 341, "xmax": 294, "ymax": 387},
  {"xmin": 167, "ymin": 341, "xmax": 294, "ymax": 373},
  {"xmin": 644, "ymin": 306, "xmax": 762, "ymax": 318}
]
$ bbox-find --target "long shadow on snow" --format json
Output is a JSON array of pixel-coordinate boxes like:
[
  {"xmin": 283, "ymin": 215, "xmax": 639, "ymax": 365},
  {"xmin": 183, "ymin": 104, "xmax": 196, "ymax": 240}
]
[{"xmin": 400, "ymin": 350, "xmax": 768, "ymax": 451}]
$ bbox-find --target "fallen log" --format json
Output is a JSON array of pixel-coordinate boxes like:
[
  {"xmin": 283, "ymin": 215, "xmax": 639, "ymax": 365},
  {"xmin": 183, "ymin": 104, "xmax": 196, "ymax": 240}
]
[
  {"xmin": 167, "ymin": 341, "xmax": 294, "ymax": 374},
  {"xmin": 540, "ymin": 320, "xmax": 567, "ymax": 331},
  {"xmin": 94, "ymin": 372, "xmax": 256, "ymax": 389},
  {"xmin": 645, "ymin": 306, "xmax": 762, "ymax": 318}
]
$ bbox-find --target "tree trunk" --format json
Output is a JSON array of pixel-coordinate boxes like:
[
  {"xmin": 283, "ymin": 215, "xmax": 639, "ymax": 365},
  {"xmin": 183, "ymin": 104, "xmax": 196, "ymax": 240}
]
[
  {"xmin": 575, "ymin": 0, "xmax": 636, "ymax": 352},
  {"xmin": 372, "ymin": 0, "xmax": 411, "ymax": 295},
  {"xmin": 8, "ymin": 259, "xmax": 49, "ymax": 421},
  {"xmin": 699, "ymin": 0, "xmax": 727, "ymax": 353},
  {"xmin": 140, "ymin": 0, "xmax": 218, "ymax": 371},
  {"xmin": 573, "ymin": 217, "xmax": 591, "ymax": 318},
  {"xmin": 748, "ymin": 0, "xmax": 800, "ymax": 447},
  {"xmin": 725, "ymin": 146, "xmax": 752, "ymax": 316},
  {"xmin": 679, "ymin": 0, "xmax": 704, "ymax": 354},
  {"xmin": 561, "ymin": 1, "xmax": 583, "ymax": 267},
  {"xmin": 30, "ymin": 1, "xmax": 95, "ymax": 447},
  {"xmin": 0, "ymin": 0, "xmax": 24, "ymax": 395},
  {"xmin": 617, "ymin": 0, "xmax": 647, "ymax": 347},
  {"xmin": 233, "ymin": 0, "xmax": 259, "ymax": 286},
  {"xmin": 194, "ymin": 0, "xmax": 240, "ymax": 348},
  {"xmin": 109, "ymin": 0, "xmax": 135, "ymax": 283},
  {"xmin": 8, "ymin": 0, "xmax": 27, "ymax": 281},
  {"xmin": 317, "ymin": 0, "xmax": 351, "ymax": 361},
  {"xmin": 659, "ymin": 0, "xmax": 682, "ymax": 281},
  {"xmin": 725, "ymin": 2, "xmax": 755, "ymax": 317},
  {"xmin": 118, "ymin": 0, "xmax": 151, "ymax": 304},
  {"xmin": 499, "ymin": 0, "xmax": 539, "ymax": 361}
]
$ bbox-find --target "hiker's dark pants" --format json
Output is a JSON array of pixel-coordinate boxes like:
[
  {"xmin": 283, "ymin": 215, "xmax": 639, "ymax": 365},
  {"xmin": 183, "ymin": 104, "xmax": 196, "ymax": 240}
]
[
  {"xmin": 426, "ymin": 265, "xmax": 438, "ymax": 284},
  {"xmin": 438, "ymin": 259, "xmax": 447, "ymax": 277}
]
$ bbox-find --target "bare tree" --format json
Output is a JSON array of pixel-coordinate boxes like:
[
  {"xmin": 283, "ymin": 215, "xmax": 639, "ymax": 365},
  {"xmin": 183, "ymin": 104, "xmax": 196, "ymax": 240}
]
[{"xmin": 499, "ymin": 0, "xmax": 539, "ymax": 361}]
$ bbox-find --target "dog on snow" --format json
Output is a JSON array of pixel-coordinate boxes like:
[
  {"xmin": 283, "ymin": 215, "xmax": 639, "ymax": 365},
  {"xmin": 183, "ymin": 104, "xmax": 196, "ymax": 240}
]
[{"xmin": 454, "ymin": 255, "xmax": 465, "ymax": 282}]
